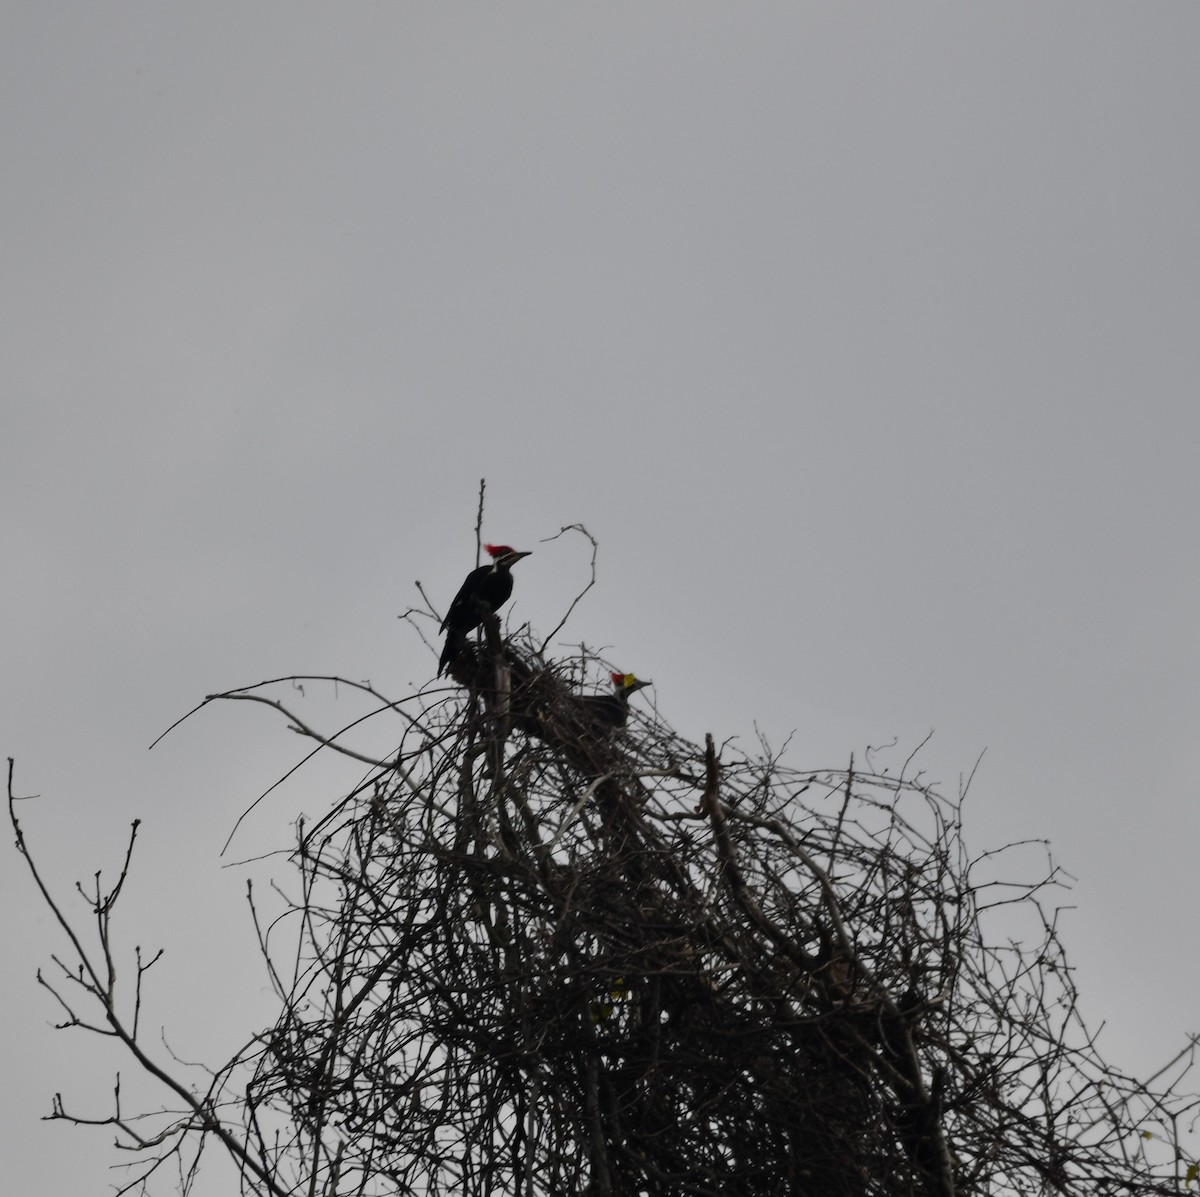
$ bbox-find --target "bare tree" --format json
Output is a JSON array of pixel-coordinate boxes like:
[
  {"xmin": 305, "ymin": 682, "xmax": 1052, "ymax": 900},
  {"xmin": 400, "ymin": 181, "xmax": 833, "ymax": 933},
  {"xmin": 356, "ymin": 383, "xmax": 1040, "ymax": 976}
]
[{"xmin": 10, "ymin": 562, "xmax": 1200, "ymax": 1195}]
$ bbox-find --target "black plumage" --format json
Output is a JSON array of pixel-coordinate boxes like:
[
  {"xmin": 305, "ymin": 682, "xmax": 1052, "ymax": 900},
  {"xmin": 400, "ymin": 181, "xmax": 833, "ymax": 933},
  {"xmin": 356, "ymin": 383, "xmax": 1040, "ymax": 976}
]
[
  {"xmin": 577, "ymin": 671, "xmax": 652, "ymax": 731},
  {"xmin": 438, "ymin": 543, "xmax": 531, "ymax": 675}
]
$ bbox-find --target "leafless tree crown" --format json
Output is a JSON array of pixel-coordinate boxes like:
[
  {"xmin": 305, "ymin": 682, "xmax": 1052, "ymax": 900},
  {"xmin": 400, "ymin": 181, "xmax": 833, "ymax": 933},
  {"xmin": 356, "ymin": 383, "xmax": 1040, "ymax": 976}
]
[{"xmin": 10, "ymin": 557, "xmax": 1199, "ymax": 1196}]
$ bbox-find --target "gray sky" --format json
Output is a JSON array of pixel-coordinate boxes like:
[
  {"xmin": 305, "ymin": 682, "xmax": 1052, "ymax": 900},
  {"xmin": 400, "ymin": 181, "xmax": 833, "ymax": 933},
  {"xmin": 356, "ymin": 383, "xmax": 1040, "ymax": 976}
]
[{"xmin": 4, "ymin": 6, "xmax": 1199, "ymax": 1191}]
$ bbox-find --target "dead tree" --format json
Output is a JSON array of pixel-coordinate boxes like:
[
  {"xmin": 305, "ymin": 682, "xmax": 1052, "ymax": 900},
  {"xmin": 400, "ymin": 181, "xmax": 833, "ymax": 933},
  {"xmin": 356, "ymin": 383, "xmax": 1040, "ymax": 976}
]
[{"xmin": 9, "ymin": 617, "xmax": 1200, "ymax": 1195}]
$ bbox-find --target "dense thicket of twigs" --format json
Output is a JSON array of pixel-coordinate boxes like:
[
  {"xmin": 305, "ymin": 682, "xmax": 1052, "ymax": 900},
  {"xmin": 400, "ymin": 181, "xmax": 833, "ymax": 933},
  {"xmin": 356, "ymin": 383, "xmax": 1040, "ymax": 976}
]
[{"xmin": 11, "ymin": 623, "xmax": 1200, "ymax": 1196}]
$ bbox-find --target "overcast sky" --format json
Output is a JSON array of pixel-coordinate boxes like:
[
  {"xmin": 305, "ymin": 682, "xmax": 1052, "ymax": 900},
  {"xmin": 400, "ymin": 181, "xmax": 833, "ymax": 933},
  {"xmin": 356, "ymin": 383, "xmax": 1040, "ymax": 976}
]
[{"xmin": 4, "ymin": 6, "xmax": 1199, "ymax": 1192}]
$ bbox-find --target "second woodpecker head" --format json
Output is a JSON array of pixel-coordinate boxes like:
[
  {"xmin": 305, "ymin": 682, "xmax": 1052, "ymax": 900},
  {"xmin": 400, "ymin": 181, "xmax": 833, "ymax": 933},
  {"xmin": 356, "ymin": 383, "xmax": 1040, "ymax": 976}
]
[{"xmin": 611, "ymin": 671, "xmax": 652, "ymax": 695}]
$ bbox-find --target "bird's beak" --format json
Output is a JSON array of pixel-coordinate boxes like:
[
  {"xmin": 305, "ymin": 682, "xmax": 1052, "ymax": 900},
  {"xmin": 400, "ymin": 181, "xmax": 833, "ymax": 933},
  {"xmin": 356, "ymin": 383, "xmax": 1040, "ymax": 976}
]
[
  {"xmin": 510, "ymin": 550, "xmax": 532, "ymax": 564},
  {"xmin": 631, "ymin": 678, "xmax": 652, "ymax": 692}
]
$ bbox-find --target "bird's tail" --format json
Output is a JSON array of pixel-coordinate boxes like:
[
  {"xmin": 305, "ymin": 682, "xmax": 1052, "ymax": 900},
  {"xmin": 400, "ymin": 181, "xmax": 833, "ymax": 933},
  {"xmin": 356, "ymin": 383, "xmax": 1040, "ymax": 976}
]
[{"xmin": 438, "ymin": 630, "xmax": 466, "ymax": 677}]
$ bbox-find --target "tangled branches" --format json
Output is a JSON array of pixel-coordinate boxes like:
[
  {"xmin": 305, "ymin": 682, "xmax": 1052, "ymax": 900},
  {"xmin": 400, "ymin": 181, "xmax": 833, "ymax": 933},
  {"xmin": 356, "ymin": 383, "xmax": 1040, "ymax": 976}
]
[{"xmin": 10, "ymin": 623, "xmax": 1200, "ymax": 1196}]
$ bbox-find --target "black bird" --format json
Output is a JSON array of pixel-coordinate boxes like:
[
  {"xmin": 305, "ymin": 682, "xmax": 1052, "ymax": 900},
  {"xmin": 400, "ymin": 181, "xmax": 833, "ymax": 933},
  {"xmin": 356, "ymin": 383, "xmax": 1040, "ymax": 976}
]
[
  {"xmin": 438, "ymin": 543, "xmax": 531, "ymax": 675},
  {"xmin": 577, "ymin": 671, "xmax": 652, "ymax": 731}
]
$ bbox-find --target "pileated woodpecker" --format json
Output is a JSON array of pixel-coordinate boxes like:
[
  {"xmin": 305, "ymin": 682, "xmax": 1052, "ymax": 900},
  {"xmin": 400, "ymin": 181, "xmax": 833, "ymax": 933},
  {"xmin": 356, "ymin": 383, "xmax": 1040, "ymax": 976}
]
[
  {"xmin": 438, "ymin": 543, "xmax": 531, "ymax": 675},
  {"xmin": 577, "ymin": 671, "xmax": 652, "ymax": 730}
]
